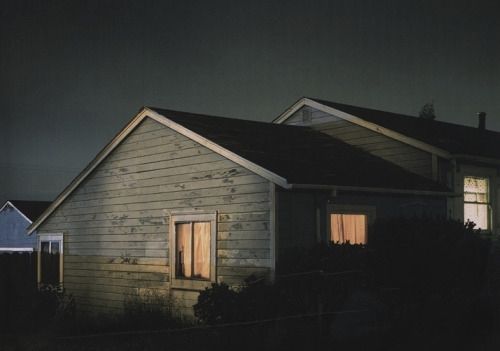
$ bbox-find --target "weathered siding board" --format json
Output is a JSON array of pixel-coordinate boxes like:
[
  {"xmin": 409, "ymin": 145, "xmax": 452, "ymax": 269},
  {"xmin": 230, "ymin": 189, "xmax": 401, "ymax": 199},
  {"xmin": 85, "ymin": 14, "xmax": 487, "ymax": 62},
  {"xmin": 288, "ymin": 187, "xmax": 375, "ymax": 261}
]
[
  {"xmin": 83, "ymin": 160, "xmax": 240, "ymax": 188},
  {"xmin": 44, "ymin": 193, "xmax": 269, "ymax": 217},
  {"xmin": 218, "ymin": 231, "xmax": 270, "ymax": 240},
  {"xmin": 64, "ymin": 233, "xmax": 166, "ymax": 243},
  {"xmin": 217, "ymin": 249, "xmax": 270, "ymax": 259},
  {"xmin": 283, "ymin": 106, "xmax": 434, "ymax": 179},
  {"xmin": 38, "ymin": 117, "xmax": 272, "ymax": 314},
  {"xmin": 72, "ymin": 174, "xmax": 264, "ymax": 201},
  {"xmin": 80, "ymin": 166, "xmax": 257, "ymax": 194},
  {"xmin": 64, "ymin": 268, "xmax": 168, "ymax": 282},
  {"xmin": 63, "ymin": 183, "xmax": 270, "ymax": 210},
  {"xmin": 65, "ymin": 255, "xmax": 167, "ymax": 265}
]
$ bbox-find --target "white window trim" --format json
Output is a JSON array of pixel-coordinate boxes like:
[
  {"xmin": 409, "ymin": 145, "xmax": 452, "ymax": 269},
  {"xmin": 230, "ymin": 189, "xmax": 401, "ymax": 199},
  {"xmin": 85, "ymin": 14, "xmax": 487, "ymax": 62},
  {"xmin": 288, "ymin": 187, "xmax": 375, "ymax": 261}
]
[
  {"xmin": 0, "ymin": 247, "xmax": 34, "ymax": 252},
  {"xmin": 168, "ymin": 211, "xmax": 217, "ymax": 290},
  {"xmin": 37, "ymin": 233, "xmax": 64, "ymax": 287},
  {"xmin": 326, "ymin": 204, "xmax": 376, "ymax": 244},
  {"xmin": 463, "ymin": 175, "xmax": 491, "ymax": 231}
]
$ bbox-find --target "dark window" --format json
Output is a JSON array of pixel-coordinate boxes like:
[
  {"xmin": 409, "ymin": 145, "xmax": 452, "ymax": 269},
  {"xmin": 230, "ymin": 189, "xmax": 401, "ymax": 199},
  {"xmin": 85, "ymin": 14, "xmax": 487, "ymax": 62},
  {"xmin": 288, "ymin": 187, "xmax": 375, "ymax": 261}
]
[{"xmin": 40, "ymin": 240, "xmax": 61, "ymax": 285}]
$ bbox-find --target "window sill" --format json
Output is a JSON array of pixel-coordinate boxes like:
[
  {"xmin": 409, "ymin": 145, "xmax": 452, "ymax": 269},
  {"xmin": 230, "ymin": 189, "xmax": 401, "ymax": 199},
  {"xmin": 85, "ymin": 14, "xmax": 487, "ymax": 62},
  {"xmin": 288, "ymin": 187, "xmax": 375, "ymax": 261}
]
[{"xmin": 171, "ymin": 278, "xmax": 213, "ymax": 291}]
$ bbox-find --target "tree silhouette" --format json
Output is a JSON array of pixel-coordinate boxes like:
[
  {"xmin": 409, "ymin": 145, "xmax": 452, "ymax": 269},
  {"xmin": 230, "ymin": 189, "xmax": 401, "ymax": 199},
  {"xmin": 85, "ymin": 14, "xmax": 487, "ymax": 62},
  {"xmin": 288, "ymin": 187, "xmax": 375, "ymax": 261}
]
[{"xmin": 419, "ymin": 102, "xmax": 436, "ymax": 120}]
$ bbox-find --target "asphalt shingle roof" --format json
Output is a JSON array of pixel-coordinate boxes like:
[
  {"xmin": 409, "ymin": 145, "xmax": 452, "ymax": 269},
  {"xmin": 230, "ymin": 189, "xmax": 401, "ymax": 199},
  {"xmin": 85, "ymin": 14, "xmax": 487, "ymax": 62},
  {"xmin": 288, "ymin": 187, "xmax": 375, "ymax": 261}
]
[
  {"xmin": 311, "ymin": 98, "xmax": 500, "ymax": 159},
  {"xmin": 151, "ymin": 107, "xmax": 447, "ymax": 192}
]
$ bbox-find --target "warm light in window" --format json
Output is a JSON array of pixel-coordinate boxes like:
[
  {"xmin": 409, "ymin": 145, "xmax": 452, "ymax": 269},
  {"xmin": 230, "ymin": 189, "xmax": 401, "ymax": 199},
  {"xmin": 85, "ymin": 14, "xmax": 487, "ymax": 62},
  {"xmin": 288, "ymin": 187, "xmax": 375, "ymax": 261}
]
[
  {"xmin": 331, "ymin": 214, "xmax": 367, "ymax": 244},
  {"xmin": 175, "ymin": 222, "xmax": 211, "ymax": 280},
  {"xmin": 464, "ymin": 176, "xmax": 489, "ymax": 230}
]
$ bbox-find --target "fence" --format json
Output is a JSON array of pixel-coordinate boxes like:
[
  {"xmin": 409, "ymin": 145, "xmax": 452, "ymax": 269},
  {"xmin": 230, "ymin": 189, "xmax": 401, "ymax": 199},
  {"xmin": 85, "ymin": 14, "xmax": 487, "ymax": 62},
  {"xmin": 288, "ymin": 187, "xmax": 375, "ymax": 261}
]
[
  {"xmin": 51, "ymin": 269, "xmax": 385, "ymax": 351},
  {"xmin": 0, "ymin": 252, "xmax": 37, "ymax": 331}
]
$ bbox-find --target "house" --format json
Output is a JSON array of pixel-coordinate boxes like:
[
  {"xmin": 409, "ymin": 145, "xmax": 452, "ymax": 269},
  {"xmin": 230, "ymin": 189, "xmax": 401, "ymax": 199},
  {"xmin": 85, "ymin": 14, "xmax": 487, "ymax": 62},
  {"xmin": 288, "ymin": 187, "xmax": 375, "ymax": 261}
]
[
  {"xmin": 0, "ymin": 200, "xmax": 51, "ymax": 252},
  {"xmin": 28, "ymin": 99, "xmax": 491, "ymax": 316},
  {"xmin": 275, "ymin": 98, "xmax": 500, "ymax": 233}
]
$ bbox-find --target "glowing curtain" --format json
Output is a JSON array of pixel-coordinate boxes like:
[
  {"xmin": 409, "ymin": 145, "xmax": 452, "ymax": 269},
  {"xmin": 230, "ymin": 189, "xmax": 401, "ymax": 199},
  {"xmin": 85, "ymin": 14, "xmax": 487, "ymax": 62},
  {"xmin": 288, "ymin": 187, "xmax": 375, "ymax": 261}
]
[
  {"xmin": 176, "ymin": 223, "xmax": 192, "ymax": 278},
  {"xmin": 176, "ymin": 222, "xmax": 210, "ymax": 279},
  {"xmin": 193, "ymin": 222, "xmax": 211, "ymax": 279},
  {"xmin": 331, "ymin": 214, "xmax": 367, "ymax": 244}
]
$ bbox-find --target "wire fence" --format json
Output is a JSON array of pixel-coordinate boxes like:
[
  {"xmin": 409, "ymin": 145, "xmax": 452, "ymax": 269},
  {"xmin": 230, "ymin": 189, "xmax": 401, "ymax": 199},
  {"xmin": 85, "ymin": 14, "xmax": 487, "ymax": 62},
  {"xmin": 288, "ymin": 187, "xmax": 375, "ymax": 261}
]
[{"xmin": 53, "ymin": 268, "xmax": 384, "ymax": 349}]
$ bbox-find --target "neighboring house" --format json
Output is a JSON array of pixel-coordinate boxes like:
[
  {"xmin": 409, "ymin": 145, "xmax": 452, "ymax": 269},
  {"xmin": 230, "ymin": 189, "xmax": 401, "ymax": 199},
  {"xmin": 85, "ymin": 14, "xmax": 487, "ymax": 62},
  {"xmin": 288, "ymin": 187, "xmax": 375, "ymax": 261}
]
[
  {"xmin": 28, "ymin": 100, "xmax": 482, "ymax": 316},
  {"xmin": 0, "ymin": 200, "xmax": 51, "ymax": 252},
  {"xmin": 275, "ymin": 98, "xmax": 500, "ymax": 233}
]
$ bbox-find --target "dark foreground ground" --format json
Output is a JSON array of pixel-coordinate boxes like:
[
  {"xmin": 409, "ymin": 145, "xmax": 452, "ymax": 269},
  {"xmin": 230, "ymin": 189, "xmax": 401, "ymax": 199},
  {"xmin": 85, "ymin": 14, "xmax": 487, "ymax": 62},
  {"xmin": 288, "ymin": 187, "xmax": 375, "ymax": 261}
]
[
  {"xmin": 2, "ymin": 320, "xmax": 500, "ymax": 351},
  {"xmin": 2, "ymin": 237, "xmax": 500, "ymax": 351}
]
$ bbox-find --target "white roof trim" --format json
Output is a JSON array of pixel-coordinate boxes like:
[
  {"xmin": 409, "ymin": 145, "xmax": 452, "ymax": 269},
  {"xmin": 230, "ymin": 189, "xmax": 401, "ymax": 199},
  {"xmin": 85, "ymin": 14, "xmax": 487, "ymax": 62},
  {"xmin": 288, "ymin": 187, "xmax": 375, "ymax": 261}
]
[
  {"xmin": 272, "ymin": 97, "xmax": 308, "ymax": 123},
  {"xmin": 274, "ymin": 98, "xmax": 451, "ymax": 159},
  {"xmin": 290, "ymin": 183, "xmax": 454, "ymax": 196},
  {"xmin": 28, "ymin": 108, "xmax": 290, "ymax": 234},
  {"xmin": 0, "ymin": 247, "xmax": 34, "ymax": 252},
  {"xmin": 0, "ymin": 201, "xmax": 33, "ymax": 224}
]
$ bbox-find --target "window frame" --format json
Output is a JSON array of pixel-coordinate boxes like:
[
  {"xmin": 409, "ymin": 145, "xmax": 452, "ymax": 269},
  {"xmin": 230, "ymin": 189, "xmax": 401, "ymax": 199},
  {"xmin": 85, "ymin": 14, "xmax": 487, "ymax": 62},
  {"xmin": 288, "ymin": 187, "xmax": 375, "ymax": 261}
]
[
  {"xmin": 463, "ymin": 176, "xmax": 491, "ymax": 231},
  {"xmin": 169, "ymin": 211, "xmax": 217, "ymax": 290},
  {"xmin": 37, "ymin": 233, "xmax": 64, "ymax": 288},
  {"xmin": 326, "ymin": 204, "xmax": 375, "ymax": 245}
]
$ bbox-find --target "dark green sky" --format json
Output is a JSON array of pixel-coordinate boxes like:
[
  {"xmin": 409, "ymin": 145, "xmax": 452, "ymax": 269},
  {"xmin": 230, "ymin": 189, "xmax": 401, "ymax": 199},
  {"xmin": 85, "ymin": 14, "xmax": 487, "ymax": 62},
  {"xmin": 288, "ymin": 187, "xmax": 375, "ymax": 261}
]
[{"xmin": 1, "ymin": 0, "xmax": 499, "ymax": 202}]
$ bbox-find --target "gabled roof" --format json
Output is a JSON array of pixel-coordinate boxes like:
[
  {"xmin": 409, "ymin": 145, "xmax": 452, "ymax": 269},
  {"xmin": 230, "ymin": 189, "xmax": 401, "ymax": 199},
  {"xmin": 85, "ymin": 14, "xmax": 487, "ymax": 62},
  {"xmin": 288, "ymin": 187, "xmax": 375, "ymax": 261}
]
[
  {"xmin": 151, "ymin": 108, "xmax": 447, "ymax": 191},
  {"xmin": 279, "ymin": 97, "xmax": 500, "ymax": 161},
  {"xmin": 28, "ymin": 106, "xmax": 449, "ymax": 234},
  {"xmin": 0, "ymin": 200, "xmax": 51, "ymax": 223}
]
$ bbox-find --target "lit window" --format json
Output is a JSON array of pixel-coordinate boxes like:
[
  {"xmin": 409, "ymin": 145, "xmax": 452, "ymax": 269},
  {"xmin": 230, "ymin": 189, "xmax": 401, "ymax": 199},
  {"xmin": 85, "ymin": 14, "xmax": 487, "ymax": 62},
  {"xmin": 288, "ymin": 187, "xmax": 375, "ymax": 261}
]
[
  {"xmin": 330, "ymin": 213, "xmax": 367, "ymax": 244},
  {"xmin": 38, "ymin": 234, "xmax": 63, "ymax": 287},
  {"xmin": 464, "ymin": 176, "xmax": 489, "ymax": 230},
  {"xmin": 170, "ymin": 212, "xmax": 216, "ymax": 288},
  {"xmin": 175, "ymin": 222, "xmax": 211, "ymax": 280}
]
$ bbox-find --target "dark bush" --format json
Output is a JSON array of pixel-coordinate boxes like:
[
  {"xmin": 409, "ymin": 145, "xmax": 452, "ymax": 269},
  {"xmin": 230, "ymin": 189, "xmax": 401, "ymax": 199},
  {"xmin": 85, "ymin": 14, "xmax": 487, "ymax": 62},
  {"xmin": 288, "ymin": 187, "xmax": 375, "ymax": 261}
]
[
  {"xmin": 194, "ymin": 282, "xmax": 240, "ymax": 324},
  {"xmin": 194, "ymin": 251, "xmax": 368, "ymax": 325},
  {"xmin": 122, "ymin": 289, "xmax": 183, "ymax": 330},
  {"xmin": 194, "ymin": 217, "xmax": 492, "ymax": 340},
  {"xmin": 368, "ymin": 217, "xmax": 491, "ymax": 336}
]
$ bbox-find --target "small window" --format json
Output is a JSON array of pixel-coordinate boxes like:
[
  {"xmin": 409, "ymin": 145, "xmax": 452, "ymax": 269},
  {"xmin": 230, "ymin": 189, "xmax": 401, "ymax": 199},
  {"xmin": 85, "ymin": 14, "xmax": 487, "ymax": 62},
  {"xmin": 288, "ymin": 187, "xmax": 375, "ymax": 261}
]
[
  {"xmin": 175, "ymin": 222, "xmax": 211, "ymax": 280},
  {"xmin": 327, "ymin": 204, "xmax": 375, "ymax": 245},
  {"xmin": 38, "ymin": 234, "xmax": 63, "ymax": 287},
  {"xmin": 331, "ymin": 213, "xmax": 367, "ymax": 244},
  {"xmin": 169, "ymin": 212, "xmax": 216, "ymax": 289},
  {"xmin": 464, "ymin": 176, "xmax": 490, "ymax": 230}
]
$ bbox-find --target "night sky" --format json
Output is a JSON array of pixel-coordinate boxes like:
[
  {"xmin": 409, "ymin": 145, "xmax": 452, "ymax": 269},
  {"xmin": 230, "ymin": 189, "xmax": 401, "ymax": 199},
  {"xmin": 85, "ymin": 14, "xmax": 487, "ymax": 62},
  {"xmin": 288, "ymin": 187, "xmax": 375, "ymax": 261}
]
[{"xmin": 1, "ymin": 0, "xmax": 499, "ymax": 203}]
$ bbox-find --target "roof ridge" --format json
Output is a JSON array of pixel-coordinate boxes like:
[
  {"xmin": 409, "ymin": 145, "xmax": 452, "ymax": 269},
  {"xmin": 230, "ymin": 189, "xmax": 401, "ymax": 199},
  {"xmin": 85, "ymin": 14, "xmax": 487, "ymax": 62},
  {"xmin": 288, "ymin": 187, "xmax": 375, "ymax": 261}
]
[
  {"xmin": 148, "ymin": 106, "xmax": 312, "ymax": 129},
  {"xmin": 309, "ymin": 97, "xmax": 500, "ymax": 136}
]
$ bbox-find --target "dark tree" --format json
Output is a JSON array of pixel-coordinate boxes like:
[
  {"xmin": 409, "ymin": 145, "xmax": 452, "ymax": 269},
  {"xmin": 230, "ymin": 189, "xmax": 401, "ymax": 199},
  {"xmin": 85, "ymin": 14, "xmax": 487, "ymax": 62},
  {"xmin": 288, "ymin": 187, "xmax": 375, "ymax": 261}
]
[{"xmin": 419, "ymin": 102, "xmax": 436, "ymax": 120}]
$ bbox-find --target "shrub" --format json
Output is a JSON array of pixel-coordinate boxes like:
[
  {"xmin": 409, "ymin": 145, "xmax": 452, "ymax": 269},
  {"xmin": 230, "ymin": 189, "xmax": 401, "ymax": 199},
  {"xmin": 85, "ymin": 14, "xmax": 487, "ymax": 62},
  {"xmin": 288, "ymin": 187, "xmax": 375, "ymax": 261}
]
[
  {"xmin": 194, "ymin": 217, "xmax": 492, "ymax": 339},
  {"xmin": 194, "ymin": 282, "xmax": 239, "ymax": 324},
  {"xmin": 123, "ymin": 289, "xmax": 182, "ymax": 329},
  {"xmin": 368, "ymin": 217, "xmax": 491, "ymax": 336}
]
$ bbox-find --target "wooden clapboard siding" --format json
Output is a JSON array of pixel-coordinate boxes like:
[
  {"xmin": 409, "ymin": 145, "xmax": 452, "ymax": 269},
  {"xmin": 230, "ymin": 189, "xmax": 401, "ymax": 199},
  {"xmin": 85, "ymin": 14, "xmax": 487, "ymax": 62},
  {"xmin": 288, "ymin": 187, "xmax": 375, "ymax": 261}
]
[
  {"xmin": 172, "ymin": 289, "xmax": 200, "ymax": 317},
  {"xmin": 217, "ymin": 249, "xmax": 270, "ymax": 259},
  {"xmin": 283, "ymin": 106, "xmax": 433, "ymax": 179},
  {"xmin": 37, "ymin": 117, "xmax": 272, "ymax": 314}
]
